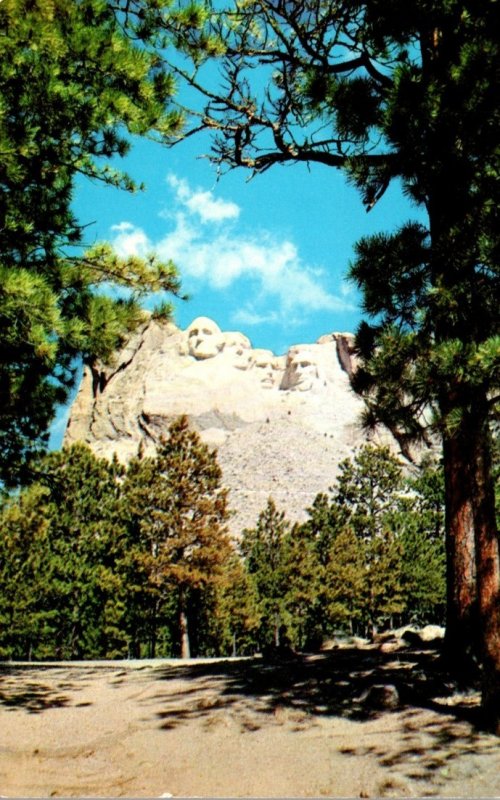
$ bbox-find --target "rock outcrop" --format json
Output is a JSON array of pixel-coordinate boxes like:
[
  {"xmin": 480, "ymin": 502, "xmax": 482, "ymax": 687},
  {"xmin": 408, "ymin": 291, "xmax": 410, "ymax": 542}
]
[{"xmin": 65, "ymin": 316, "xmax": 396, "ymax": 533}]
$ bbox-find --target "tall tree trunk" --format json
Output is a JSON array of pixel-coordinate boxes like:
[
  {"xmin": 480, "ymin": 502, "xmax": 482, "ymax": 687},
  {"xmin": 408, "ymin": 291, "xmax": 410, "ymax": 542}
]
[
  {"xmin": 179, "ymin": 586, "xmax": 191, "ymax": 659},
  {"xmin": 149, "ymin": 601, "xmax": 158, "ymax": 659},
  {"xmin": 443, "ymin": 399, "xmax": 500, "ymax": 731},
  {"xmin": 471, "ymin": 403, "xmax": 500, "ymax": 733},
  {"xmin": 274, "ymin": 612, "xmax": 281, "ymax": 647},
  {"xmin": 442, "ymin": 430, "xmax": 478, "ymax": 670}
]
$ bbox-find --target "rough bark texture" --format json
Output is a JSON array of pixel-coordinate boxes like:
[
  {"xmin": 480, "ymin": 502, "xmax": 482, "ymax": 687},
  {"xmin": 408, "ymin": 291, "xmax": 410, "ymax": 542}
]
[
  {"xmin": 471, "ymin": 405, "xmax": 500, "ymax": 732},
  {"xmin": 443, "ymin": 401, "xmax": 500, "ymax": 731},
  {"xmin": 179, "ymin": 589, "xmax": 191, "ymax": 660},
  {"xmin": 443, "ymin": 433, "xmax": 478, "ymax": 670}
]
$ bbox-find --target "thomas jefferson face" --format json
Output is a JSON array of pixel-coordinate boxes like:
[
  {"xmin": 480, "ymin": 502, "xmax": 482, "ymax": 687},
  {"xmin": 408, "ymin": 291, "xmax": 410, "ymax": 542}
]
[
  {"xmin": 186, "ymin": 317, "xmax": 224, "ymax": 360},
  {"xmin": 223, "ymin": 332, "xmax": 253, "ymax": 370},
  {"xmin": 223, "ymin": 331, "xmax": 251, "ymax": 350},
  {"xmin": 232, "ymin": 347, "xmax": 254, "ymax": 371}
]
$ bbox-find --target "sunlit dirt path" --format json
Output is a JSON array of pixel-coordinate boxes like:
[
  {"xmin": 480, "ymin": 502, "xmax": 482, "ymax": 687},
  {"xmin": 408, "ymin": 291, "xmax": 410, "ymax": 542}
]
[{"xmin": 1, "ymin": 648, "xmax": 499, "ymax": 797}]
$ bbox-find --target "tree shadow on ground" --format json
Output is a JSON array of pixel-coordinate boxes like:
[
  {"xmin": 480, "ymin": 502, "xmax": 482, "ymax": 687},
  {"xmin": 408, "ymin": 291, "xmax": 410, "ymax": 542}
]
[
  {"xmin": 0, "ymin": 681, "xmax": 71, "ymax": 713},
  {"xmin": 144, "ymin": 643, "xmax": 499, "ymax": 792},
  {"xmin": 0, "ymin": 665, "xmax": 92, "ymax": 713},
  {"xmin": 148, "ymin": 644, "xmax": 477, "ymax": 725}
]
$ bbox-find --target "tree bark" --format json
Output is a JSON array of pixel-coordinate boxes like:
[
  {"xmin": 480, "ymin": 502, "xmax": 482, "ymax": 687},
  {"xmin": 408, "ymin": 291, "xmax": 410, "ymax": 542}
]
[
  {"xmin": 273, "ymin": 613, "xmax": 280, "ymax": 647},
  {"xmin": 149, "ymin": 600, "xmax": 158, "ymax": 659},
  {"xmin": 442, "ymin": 398, "xmax": 500, "ymax": 731},
  {"xmin": 442, "ymin": 431, "xmax": 478, "ymax": 670},
  {"xmin": 179, "ymin": 586, "xmax": 191, "ymax": 659},
  {"xmin": 471, "ymin": 403, "xmax": 500, "ymax": 732}
]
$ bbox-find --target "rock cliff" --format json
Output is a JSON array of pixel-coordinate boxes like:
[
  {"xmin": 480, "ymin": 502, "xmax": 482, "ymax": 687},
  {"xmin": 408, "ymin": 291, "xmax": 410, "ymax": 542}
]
[{"xmin": 64, "ymin": 315, "xmax": 396, "ymax": 533}]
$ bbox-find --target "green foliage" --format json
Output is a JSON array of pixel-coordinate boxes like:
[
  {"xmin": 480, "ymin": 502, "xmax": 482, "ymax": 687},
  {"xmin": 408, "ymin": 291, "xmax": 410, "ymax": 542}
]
[
  {"xmin": 240, "ymin": 498, "xmax": 292, "ymax": 648},
  {"xmin": 236, "ymin": 447, "xmax": 446, "ymax": 649},
  {"xmin": 0, "ymin": 420, "xmax": 240, "ymax": 660},
  {"xmin": 123, "ymin": 416, "xmax": 234, "ymax": 656},
  {"xmin": 301, "ymin": 492, "xmax": 347, "ymax": 567},
  {"xmin": 164, "ymin": 0, "xmax": 500, "ymax": 697},
  {"xmin": 322, "ymin": 527, "xmax": 366, "ymax": 631},
  {"xmin": 189, "ymin": 555, "xmax": 260, "ymax": 656},
  {"xmin": 125, "ymin": 417, "xmax": 231, "ymax": 592},
  {"xmin": 0, "ymin": 485, "xmax": 52, "ymax": 659},
  {"xmin": 387, "ymin": 458, "xmax": 447, "ymax": 624},
  {"xmin": 335, "ymin": 446, "xmax": 404, "ymax": 539},
  {"xmin": 0, "ymin": 439, "xmax": 448, "ymax": 659},
  {"xmin": 38, "ymin": 444, "xmax": 128, "ymax": 658},
  {"xmin": 318, "ymin": 447, "xmax": 405, "ymax": 634},
  {"xmin": 398, "ymin": 519, "xmax": 446, "ymax": 624},
  {"xmin": 282, "ymin": 522, "xmax": 324, "ymax": 650},
  {"xmin": 249, "ymin": 447, "xmax": 445, "ymax": 644},
  {"xmin": 0, "ymin": 445, "xmax": 127, "ymax": 659},
  {"xmin": 0, "ymin": 0, "xmax": 184, "ymax": 483}
]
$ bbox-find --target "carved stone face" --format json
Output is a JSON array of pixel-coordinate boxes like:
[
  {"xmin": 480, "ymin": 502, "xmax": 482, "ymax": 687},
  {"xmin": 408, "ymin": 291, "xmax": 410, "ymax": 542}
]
[
  {"xmin": 224, "ymin": 331, "xmax": 251, "ymax": 350},
  {"xmin": 223, "ymin": 332, "xmax": 253, "ymax": 370},
  {"xmin": 187, "ymin": 317, "xmax": 224, "ymax": 360},
  {"xmin": 251, "ymin": 349, "xmax": 280, "ymax": 388},
  {"xmin": 281, "ymin": 347, "xmax": 321, "ymax": 391},
  {"xmin": 232, "ymin": 347, "xmax": 254, "ymax": 371}
]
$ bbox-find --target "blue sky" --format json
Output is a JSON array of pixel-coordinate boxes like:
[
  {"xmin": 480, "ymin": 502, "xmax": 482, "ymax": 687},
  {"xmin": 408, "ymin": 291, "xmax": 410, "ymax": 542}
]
[
  {"xmin": 75, "ymin": 130, "xmax": 420, "ymax": 354},
  {"xmin": 51, "ymin": 125, "xmax": 422, "ymax": 447}
]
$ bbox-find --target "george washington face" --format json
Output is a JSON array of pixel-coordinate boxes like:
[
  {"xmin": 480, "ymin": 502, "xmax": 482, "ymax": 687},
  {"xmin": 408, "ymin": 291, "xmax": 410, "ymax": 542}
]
[{"xmin": 186, "ymin": 317, "xmax": 224, "ymax": 360}]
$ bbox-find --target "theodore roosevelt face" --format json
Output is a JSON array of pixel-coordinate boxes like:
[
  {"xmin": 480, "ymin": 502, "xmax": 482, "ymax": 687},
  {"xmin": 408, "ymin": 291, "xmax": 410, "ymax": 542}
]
[{"xmin": 251, "ymin": 349, "xmax": 281, "ymax": 388}]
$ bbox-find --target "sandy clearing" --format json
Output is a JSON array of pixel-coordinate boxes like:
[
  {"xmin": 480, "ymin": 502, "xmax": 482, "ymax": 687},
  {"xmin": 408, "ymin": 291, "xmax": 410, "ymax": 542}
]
[{"xmin": 1, "ymin": 648, "xmax": 499, "ymax": 798}]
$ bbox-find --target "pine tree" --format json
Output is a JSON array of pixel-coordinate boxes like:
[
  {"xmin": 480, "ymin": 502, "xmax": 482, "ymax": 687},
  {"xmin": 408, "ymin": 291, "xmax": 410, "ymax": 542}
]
[
  {"xmin": 192, "ymin": 554, "xmax": 260, "ymax": 656},
  {"xmin": 1, "ymin": 430, "xmax": 242, "ymax": 661},
  {"xmin": 397, "ymin": 460, "xmax": 446, "ymax": 625},
  {"xmin": 322, "ymin": 526, "xmax": 366, "ymax": 635},
  {"xmin": 364, "ymin": 529, "xmax": 405, "ymax": 635},
  {"xmin": 124, "ymin": 416, "xmax": 232, "ymax": 658},
  {"xmin": 0, "ymin": 445, "xmax": 128, "ymax": 659},
  {"xmin": 240, "ymin": 498, "xmax": 292, "ymax": 649},
  {"xmin": 37, "ymin": 444, "xmax": 128, "ymax": 658},
  {"xmin": 283, "ymin": 522, "xmax": 323, "ymax": 650},
  {"xmin": 329, "ymin": 447, "xmax": 406, "ymax": 634},
  {"xmin": 335, "ymin": 446, "xmax": 404, "ymax": 540},
  {"xmin": 0, "ymin": 485, "xmax": 52, "ymax": 659},
  {"xmin": 162, "ymin": 0, "xmax": 500, "ymax": 727},
  {"xmin": 302, "ymin": 492, "xmax": 348, "ymax": 568},
  {"xmin": 303, "ymin": 446, "xmax": 444, "ymax": 637},
  {"xmin": 0, "ymin": 0, "xmax": 183, "ymax": 483}
]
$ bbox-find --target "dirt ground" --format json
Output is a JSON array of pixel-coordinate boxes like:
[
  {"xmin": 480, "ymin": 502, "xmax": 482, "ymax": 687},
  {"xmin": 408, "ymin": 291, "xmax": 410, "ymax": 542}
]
[{"xmin": 1, "ymin": 643, "xmax": 500, "ymax": 798}]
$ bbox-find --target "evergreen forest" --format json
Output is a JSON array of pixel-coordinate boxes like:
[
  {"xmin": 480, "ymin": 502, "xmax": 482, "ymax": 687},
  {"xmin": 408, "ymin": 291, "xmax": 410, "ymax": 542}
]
[
  {"xmin": 0, "ymin": 418, "xmax": 448, "ymax": 661},
  {"xmin": 1, "ymin": 0, "xmax": 499, "ymax": 732}
]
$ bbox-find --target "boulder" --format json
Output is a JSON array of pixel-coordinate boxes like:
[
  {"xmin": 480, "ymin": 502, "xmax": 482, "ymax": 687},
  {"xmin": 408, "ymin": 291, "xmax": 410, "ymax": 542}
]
[
  {"xmin": 359, "ymin": 684, "xmax": 400, "ymax": 711},
  {"xmin": 419, "ymin": 624, "xmax": 445, "ymax": 642}
]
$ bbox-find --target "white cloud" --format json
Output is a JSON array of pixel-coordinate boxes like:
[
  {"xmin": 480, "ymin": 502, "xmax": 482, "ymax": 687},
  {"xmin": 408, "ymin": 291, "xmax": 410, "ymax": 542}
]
[
  {"xmin": 111, "ymin": 175, "xmax": 355, "ymax": 324},
  {"xmin": 340, "ymin": 279, "xmax": 356, "ymax": 298},
  {"xmin": 111, "ymin": 222, "xmax": 134, "ymax": 232},
  {"xmin": 167, "ymin": 174, "xmax": 240, "ymax": 223},
  {"xmin": 111, "ymin": 221, "xmax": 151, "ymax": 258},
  {"xmin": 232, "ymin": 307, "xmax": 280, "ymax": 326}
]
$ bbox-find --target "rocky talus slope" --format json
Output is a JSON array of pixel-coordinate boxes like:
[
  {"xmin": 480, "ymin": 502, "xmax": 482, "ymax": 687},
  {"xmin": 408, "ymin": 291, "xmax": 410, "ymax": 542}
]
[{"xmin": 65, "ymin": 316, "xmax": 397, "ymax": 533}]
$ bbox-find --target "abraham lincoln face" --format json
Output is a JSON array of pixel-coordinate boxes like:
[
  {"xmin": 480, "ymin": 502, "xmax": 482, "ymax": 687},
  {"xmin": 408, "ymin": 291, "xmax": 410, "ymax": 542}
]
[{"xmin": 281, "ymin": 347, "xmax": 321, "ymax": 392}]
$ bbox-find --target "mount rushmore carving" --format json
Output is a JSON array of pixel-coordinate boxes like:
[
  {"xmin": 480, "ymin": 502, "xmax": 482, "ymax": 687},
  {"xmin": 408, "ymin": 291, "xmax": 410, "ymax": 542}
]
[{"xmin": 65, "ymin": 315, "xmax": 395, "ymax": 532}]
